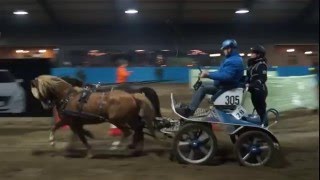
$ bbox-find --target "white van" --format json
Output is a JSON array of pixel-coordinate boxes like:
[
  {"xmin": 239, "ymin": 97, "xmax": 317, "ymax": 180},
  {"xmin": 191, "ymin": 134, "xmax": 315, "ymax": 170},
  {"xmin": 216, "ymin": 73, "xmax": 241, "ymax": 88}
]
[{"xmin": 0, "ymin": 69, "xmax": 26, "ymax": 113}]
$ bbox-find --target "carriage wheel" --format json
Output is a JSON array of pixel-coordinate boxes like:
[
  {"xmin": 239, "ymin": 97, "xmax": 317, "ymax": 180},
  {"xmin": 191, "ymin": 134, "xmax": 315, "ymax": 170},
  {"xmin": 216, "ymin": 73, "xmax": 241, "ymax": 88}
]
[
  {"xmin": 234, "ymin": 130, "xmax": 275, "ymax": 167},
  {"xmin": 173, "ymin": 123, "xmax": 217, "ymax": 165}
]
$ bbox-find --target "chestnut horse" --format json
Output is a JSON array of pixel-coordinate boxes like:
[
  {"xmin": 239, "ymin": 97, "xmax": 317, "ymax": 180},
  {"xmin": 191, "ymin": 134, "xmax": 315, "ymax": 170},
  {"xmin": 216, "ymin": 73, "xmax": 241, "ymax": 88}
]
[
  {"xmin": 31, "ymin": 75, "xmax": 157, "ymax": 157},
  {"xmin": 60, "ymin": 77, "xmax": 162, "ymax": 119}
]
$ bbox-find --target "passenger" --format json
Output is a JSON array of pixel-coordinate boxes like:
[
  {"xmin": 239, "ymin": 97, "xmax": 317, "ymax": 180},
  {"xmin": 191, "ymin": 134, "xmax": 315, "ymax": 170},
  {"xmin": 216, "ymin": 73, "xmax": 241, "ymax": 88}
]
[{"xmin": 246, "ymin": 45, "xmax": 268, "ymax": 126}]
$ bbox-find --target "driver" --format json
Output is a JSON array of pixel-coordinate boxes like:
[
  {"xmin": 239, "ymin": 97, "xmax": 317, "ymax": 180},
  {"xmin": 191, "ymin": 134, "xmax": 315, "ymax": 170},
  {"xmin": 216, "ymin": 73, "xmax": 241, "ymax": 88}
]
[{"xmin": 176, "ymin": 39, "xmax": 244, "ymax": 117}]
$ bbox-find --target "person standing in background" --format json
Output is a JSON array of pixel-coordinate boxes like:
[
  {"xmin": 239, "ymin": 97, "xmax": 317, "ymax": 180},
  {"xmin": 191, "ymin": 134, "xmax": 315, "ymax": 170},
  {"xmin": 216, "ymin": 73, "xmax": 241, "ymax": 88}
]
[
  {"xmin": 155, "ymin": 54, "xmax": 164, "ymax": 80},
  {"xmin": 116, "ymin": 59, "xmax": 132, "ymax": 84},
  {"xmin": 109, "ymin": 59, "xmax": 132, "ymax": 144}
]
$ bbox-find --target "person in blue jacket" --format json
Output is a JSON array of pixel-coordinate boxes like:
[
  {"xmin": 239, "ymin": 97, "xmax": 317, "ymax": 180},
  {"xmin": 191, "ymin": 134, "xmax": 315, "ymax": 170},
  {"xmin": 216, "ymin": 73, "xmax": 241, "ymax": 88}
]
[{"xmin": 176, "ymin": 39, "xmax": 244, "ymax": 117}]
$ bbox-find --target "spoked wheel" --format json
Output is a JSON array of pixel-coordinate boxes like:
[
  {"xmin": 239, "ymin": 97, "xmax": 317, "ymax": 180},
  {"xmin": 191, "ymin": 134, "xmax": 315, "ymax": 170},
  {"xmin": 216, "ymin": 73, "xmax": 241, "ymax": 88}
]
[
  {"xmin": 173, "ymin": 123, "xmax": 217, "ymax": 165},
  {"xmin": 234, "ymin": 131, "xmax": 275, "ymax": 167}
]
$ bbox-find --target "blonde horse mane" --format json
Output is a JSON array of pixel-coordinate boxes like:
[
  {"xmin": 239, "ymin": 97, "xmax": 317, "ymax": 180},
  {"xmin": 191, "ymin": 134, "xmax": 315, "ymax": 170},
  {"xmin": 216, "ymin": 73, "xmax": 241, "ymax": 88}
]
[{"xmin": 36, "ymin": 75, "xmax": 70, "ymax": 98}]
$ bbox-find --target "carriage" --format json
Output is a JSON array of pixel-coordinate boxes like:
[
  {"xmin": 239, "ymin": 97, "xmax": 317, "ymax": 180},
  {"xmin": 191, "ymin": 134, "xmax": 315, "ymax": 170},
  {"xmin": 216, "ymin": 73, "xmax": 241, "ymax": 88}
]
[{"xmin": 158, "ymin": 68, "xmax": 280, "ymax": 167}]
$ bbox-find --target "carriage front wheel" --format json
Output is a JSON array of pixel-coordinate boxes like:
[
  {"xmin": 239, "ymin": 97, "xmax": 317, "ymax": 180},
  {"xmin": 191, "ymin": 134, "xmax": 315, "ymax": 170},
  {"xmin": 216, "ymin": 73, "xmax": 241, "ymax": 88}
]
[
  {"xmin": 234, "ymin": 130, "xmax": 275, "ymax": 167},
  {"xmin": 172, "ymin": 123, "xmax": 218, "ymax": 165}
]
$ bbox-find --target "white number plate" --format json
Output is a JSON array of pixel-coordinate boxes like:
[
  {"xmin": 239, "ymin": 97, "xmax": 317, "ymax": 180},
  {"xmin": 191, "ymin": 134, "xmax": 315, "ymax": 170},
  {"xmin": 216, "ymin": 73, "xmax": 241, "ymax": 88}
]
[
  {"xmin": 0, "ymin": 101, "xmax": 4, "ymax": 106},
  {"xmin": 231, "ymin": 106, "xmax": 247, "ymax": 120}
]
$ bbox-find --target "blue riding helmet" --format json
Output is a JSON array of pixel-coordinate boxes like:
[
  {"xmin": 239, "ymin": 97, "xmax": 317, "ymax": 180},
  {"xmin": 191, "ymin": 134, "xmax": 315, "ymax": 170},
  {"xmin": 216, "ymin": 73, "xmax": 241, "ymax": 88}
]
[{"xmin": 221, "ymin": 39, "xmax": 238, "ymax": 50}]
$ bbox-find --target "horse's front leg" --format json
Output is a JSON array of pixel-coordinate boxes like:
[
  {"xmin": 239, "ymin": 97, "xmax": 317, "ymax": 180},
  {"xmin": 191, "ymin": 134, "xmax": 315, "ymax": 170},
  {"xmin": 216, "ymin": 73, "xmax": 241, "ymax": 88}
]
[
  {"xmin": 70, "ymin": 124, "xmax": 93, "ymax": 158},
  {"xmin": 49, "ymin": 119, "xmax": 66, "ymax": 147}
]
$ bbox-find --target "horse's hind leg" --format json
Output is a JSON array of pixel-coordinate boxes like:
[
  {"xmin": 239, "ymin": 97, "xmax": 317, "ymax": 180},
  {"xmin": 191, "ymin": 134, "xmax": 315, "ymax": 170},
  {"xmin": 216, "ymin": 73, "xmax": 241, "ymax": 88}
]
[
  {"xmin": 128, "ymin": 119, "xmax": 144, "ymax": 154},
  {"xmin": 111, "ymin": 123, "xmax": 132, "ymax": 150}
]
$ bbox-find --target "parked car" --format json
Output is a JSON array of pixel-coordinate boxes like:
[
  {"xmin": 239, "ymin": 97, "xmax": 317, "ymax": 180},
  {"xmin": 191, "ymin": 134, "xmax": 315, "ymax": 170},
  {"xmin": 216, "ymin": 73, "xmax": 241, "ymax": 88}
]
[{"xmin": 0, "ymin": 69, "xmax": 26, "ymax": 113}]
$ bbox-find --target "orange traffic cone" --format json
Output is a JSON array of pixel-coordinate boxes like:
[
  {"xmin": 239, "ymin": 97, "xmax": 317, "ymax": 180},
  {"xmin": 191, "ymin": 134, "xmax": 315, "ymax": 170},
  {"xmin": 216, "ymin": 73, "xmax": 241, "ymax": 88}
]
[{"xmin": 108, "ymin": 124, "xmax": 122, "ymax": 136}]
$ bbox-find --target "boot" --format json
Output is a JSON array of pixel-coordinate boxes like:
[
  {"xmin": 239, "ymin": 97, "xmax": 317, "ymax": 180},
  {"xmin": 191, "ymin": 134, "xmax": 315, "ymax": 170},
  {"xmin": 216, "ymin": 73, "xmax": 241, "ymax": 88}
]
[{"xmin": 175, "ymin": 107, "xmax": 194, "ymax": 118}]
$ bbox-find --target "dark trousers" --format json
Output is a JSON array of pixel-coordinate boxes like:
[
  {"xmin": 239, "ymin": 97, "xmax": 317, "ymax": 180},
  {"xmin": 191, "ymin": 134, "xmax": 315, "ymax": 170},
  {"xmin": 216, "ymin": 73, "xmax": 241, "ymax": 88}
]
[{"xmin": 250, "ymin": 86, "xmax": 268, "ymax": 123}]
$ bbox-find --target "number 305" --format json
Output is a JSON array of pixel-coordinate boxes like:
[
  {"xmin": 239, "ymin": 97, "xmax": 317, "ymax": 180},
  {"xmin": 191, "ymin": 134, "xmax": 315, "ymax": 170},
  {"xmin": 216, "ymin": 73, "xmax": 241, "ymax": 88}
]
[{"xmin": 225, "ymin": 96, "xmax": 240, "ymax": 105}]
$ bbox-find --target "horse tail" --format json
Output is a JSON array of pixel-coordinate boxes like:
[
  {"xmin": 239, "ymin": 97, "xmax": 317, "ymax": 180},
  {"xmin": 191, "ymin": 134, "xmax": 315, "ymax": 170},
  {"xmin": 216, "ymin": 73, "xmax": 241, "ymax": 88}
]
[
  {"xmin": 132, "ymin": 93, "xmax": 157, "ymax": 138},
  {"xmin": 139, "ymin": 87, "xmax": 162, "ymax": 118}
]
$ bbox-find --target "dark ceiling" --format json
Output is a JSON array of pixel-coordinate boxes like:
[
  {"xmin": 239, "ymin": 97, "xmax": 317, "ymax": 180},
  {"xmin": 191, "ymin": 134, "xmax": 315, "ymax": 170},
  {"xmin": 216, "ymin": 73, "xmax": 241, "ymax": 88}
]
[{"xmin": 0, "ymin": 0, "xmax": 318, "ymax": 27}]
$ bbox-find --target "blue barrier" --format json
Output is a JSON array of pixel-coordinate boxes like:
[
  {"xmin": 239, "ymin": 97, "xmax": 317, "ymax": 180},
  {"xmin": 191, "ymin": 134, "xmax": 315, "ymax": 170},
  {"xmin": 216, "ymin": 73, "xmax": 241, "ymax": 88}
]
[
  {"xmin": 51, "ymin": 66, "xmax": 314, "ymax": 84},
  {"xmin": 276, "ymin": 66, "xmax": 310, "ymax": 76},
  {"xmin": 51, "ymin": 67, "xmax": 190, "ymax": 84}
]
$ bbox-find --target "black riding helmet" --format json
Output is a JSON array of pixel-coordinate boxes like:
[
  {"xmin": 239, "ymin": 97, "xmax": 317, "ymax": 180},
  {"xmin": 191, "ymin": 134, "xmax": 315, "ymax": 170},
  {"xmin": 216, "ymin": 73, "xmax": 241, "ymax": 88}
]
[{"xmin": 250, "ymin": 45, "xmax": 266, "ymax": 57}]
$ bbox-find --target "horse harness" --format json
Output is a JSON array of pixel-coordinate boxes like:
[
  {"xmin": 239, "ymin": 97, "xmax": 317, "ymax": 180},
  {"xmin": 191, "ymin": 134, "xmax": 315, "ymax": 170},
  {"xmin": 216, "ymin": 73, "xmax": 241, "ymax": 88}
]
[{"xmin": 56, "ymin": 87, "xmax": 108, "ymax": 122}]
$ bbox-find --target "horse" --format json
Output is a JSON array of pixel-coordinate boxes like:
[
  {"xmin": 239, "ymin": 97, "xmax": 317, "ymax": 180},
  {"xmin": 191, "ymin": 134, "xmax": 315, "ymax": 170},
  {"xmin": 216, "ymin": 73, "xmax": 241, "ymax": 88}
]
[
  {"xmin": 31, "ymin": 75, "xmax": 157, "ymax": 158},
  {"xmin": 60, "ymin": 77, "xmax": 162, "ymax": 119}
]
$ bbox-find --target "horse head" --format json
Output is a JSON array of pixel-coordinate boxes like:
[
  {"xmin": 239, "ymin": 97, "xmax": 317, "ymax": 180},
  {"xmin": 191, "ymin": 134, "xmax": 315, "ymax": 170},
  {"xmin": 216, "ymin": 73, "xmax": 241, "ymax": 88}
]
[{"xmin": 31, "ymin": 75, "xmax": 72, "ymax": 109}]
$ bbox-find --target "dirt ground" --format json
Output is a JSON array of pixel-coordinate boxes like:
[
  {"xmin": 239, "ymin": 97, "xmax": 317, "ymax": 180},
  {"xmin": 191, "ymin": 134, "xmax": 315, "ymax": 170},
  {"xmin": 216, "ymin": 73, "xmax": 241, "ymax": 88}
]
[{"xmin": 0, "ymin": 84, "xmax": 318, "ymax": 180}]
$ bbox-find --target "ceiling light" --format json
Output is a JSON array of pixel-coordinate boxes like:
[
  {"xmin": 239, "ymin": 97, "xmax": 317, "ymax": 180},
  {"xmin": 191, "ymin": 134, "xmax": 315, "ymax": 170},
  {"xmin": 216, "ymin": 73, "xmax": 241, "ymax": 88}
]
[
  {"xmin": 125, "ymin": 9, "xmax": 138, "ymax": 14},
  {"xmin": 89, "ymin": 50, "xmax": 99, "ymax": 53},
  {"xmin": 304, "ymin": 51, "xmax": 312, "ymax": 55},
  {"xmin": 239, "ymin": 53, "xmax": 245, "ymax": 56},
  {"xmin": 247, "ymin": 53, "xmax": 252, "ymax": 57},
  {"xmin": 13, "ymin": 10, "xmax": 28, "ymax": 15},
  {"xmin": 39, "ymin": 49, "xmax": 46, "ymax": 53},
  {"xmin": 16, "ymin": 50, "xmax": 24, "ymax": 53},
  {"xmin": 161, "ymin": 50, "xmax": 170, "ymax": 52},
  {"xmin": 23, "ymin": 50, "xmax": 29, "ymax": 53},
  {"xmin": 235, "ymin": 9, "xmax": 249, "ymax": 14},
  {"xmin": 286, "ymin": 49, "xmax": 295, "ymax": 52},
  {"xmin": 209, "ymin": 53, "xmax": 221, "ymax": 57},
  {"xmin": 135, "ymin": 50, "xmax": 145, "ymax": 52}
]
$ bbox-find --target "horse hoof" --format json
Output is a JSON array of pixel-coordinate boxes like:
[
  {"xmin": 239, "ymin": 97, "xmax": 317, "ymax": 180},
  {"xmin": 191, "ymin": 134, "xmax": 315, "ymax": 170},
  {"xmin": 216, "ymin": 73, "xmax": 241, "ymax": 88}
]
[
  {"xmin": 169, "ymin": 153, "xmax": 175, "ymax": 161},
  {"xmin": 50, "ymin": 142, "xmax": 55, "ymax": 147},
  {"xmin": 127, "ymin": 144, "xmax": 136, "ymax": 149},
  {"xmin": 131, "ymin": 150, "xmax": 143, "ymax": 157},
  {"xmin": 86, "ymin": 153, "xmax": 94, "ymax": 159}
]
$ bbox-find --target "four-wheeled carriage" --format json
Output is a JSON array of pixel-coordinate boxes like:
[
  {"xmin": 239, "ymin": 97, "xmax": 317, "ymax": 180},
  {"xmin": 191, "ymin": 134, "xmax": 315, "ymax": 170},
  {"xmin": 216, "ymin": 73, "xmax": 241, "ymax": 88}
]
[{"xmin": 165, "ymin": 68, "xmax": 281, "ymax": 167}]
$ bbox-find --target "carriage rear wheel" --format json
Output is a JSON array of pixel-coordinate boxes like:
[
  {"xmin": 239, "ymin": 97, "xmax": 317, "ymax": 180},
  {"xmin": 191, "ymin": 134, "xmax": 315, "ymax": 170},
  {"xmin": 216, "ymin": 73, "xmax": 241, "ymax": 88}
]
[
  {"xmin": 234, "ymin": 130, "xmax": 275, "ymax": 167},
  {"xmin": 173, "ymin": 123, "xmax": 217, "ymax": 165}
]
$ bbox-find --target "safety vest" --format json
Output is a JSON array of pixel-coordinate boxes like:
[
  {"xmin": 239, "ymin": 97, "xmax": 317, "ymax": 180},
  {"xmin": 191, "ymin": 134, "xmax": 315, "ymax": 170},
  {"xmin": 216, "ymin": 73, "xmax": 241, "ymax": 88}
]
[{"xmin": 116, "ymin": 65, "xmax": 130, "ymax": 83}]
